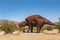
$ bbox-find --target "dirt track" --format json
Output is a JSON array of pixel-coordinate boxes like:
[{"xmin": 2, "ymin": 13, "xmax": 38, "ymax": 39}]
[{"xmin": 0, "ymin": 33, "xmax": 60, "ymax": 40}]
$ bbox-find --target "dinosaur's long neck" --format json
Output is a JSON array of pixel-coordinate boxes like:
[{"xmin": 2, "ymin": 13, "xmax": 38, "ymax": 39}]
[{"xmin": 44, "ymin": 19, "xmax": 55, "ymax": 26}]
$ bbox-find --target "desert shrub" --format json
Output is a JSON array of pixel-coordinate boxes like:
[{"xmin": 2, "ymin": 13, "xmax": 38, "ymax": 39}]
[
  {"xmin": 20, "ymin": 27, "xmax": 28, "ymax": 32},
  {"xmin": 55, "ymin": 24, "xmax": 60, "ymax": 33},
  {"xmin": 46, "ymin": 26, "xmax": 52, "ymax": 31},
  {"xmin": 56, "ymin": 24, "xmax": 60, "ymax": 29},
  {"xmin": 41, "ymin": 27, "xmax": 46, "ymax": 32},
  {"xmin": 0, "ymin": 21, "xmax": 20, "ymax": 33},
  {"xmin": 21, "ymin": 27, "xmax": 27, "ymax": 31},
  {"xmin": 54, "ymin": 18, "xmax": 60, "ymax": 33}
]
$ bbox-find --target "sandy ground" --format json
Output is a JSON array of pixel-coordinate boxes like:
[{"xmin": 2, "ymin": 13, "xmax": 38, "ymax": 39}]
[
  {"xmin": 0, "ymin": 29, "xmax": 60, "ymax": 40},
  {"xmin": 0, "ymin": 33, "xmax": 60, "ymax": 40}
]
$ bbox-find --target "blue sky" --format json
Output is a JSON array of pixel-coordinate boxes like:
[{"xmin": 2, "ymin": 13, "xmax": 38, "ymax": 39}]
[{"xmin": 0, "ymin": 0, "xmax": 60, "ymax": 22}]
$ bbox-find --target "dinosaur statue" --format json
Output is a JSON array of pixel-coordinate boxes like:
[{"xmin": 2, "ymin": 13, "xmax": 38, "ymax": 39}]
[{"xmin": 25, "ymin": 15, "xmax": 55, "ymax": 33}]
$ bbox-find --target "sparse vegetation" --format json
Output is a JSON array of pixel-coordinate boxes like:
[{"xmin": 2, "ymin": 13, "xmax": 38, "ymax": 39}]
[
  {"xmin": 46, "ymin": 26, "xmax": 52, "ymax": 31},
  {"xmin": 55, "ymin": 18, "xmax": 60, "ymax": 33},
  {"xmin": 0, "ymin": 20, "xmax": 20, "ymax": 34},
  {"xmin": 56, "ymin": 23, "xmax": 60, "ymax": 33},
  {"xmin": 41, "ymin": 27, "xmax": 46, "ymax": 32}
]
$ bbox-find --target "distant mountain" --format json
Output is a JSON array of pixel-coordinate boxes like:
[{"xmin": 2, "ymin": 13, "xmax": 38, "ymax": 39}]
[{"xmin": 0, "ymin": 19, "xmax": 19, "ymax": 25}]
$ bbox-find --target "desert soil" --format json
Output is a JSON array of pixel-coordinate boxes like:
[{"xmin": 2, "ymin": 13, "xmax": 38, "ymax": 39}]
[{"xmin": 0, "ymin": 33, "xmax": 60, "ymax": 40}]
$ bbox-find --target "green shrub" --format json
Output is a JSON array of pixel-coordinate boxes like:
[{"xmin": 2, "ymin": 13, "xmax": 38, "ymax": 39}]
[
  {"xmin": 0, "ymin": 21, "xmax": 20, "ymax": 34},
  {"xmin": 41, "ymin": 27, "xmax": 46, "ymax": 32},
  {"xmin": 20, "ymin": 27, "xmax": 28, "ymax": 32},
  {"xmin": 56, "ymin": 24, "xmax": 60, "ymax": 29},
  {"xmin": 55, "ymin": 24, "xmax": 60, "ymax": 32},
  {"xmin": 46, "ymin": 26, "xmax": 52, "ymax": 31}
]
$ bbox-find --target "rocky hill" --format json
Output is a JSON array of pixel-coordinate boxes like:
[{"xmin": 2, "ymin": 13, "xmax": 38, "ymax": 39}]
[{"xmin": 0, "ymin": 19, "xmax": 19, "ymax": 25}]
